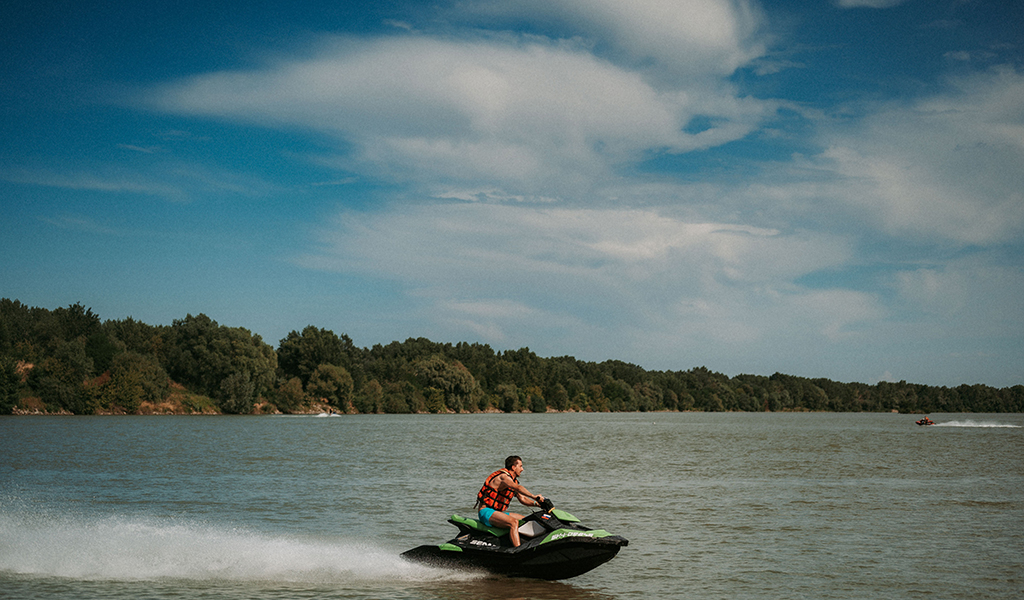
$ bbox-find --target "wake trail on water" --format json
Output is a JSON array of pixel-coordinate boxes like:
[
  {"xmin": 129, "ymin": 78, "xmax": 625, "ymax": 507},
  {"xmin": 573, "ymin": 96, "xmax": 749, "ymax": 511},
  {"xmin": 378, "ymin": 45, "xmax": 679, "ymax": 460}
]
[
  {"xmin": 933, "ymin": 420, "xmax": 1021, "ymax": 428},
  {"xmin": 0, "ymin": 511, "xmax": 471, "ymax": 584}
]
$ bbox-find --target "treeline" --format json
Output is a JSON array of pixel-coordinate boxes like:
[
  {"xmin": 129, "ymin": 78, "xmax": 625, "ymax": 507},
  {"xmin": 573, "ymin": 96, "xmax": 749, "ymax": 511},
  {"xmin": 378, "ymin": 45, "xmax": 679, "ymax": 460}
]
[{"xmin": 1, "ymin": 299, "xmax": 1021, "ymax": 415}]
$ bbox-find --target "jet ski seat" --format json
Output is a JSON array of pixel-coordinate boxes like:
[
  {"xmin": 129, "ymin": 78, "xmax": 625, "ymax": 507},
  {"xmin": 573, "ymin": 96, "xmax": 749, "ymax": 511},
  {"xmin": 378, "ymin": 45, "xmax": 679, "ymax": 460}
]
[
  {"xmin": 449, "ymin": 514, "xmax": 546, "ymax": 538},
  {"xmin": 450, "ymin": 514, "xmax": 508, "ymax": 537}
]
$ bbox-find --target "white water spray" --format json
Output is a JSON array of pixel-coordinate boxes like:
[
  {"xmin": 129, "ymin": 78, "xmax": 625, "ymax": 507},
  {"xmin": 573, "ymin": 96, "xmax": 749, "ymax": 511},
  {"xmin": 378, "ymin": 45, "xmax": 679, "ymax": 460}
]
[
  {"xmin": 933, "ymin": 420, "xmax": 1020, "ymax": 428},
  {"xmin": 0, "ymin": 511, "xmax": 471, "ymax": 583}
]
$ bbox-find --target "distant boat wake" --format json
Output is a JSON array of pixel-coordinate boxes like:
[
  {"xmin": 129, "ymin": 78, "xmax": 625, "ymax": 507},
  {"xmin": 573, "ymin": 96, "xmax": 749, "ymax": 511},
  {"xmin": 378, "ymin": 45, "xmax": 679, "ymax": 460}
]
[
  {"xmin": 933, "ymin": 420, "xmax": 1021, "ymax": 428},
  {"xmin": 0, "ymin": 511, "xmax": 469, "ymax": 583}
]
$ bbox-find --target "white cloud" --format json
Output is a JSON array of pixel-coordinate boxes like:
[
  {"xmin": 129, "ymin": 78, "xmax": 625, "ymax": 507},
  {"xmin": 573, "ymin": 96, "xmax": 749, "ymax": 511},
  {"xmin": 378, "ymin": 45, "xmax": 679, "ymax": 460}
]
[
  {"xmin": 1, "ymin": 166, "xmax": 185, "ymax": 200},
  {"xmin": 2, "ymin": 161, "xmax": 281, "ymax": 205},
  {"xmin": 304, "ymin": 203, "xmax": 851, "ymax": 287},
  {"xmin": 299, "ymin": 202, "xmax": 868, "ymax": 367},
  {"xmin": 835, "ymin": 0, "xmax": 908, "ymax": 8},
  {"xmin": 943, "ymin": 51, "xmax": 972, "ymax": 62},
  {"xmin": 144, "ymin": 33, "xmax": 774, "ymax": 200},
  {"xmin": 457, "ymin": 0, "xmax": 766, "ymax": 79},
  {"xmin": 892, "ymin": 257, "xmax": 1024, "ymax": 338},
  {"xmin": 128, "ymin": 4, "xmax": 1022, "ymax": 384},
  {"xmin": 810, "ymin": 66, "xmax": 1024, "ymax": 245}
]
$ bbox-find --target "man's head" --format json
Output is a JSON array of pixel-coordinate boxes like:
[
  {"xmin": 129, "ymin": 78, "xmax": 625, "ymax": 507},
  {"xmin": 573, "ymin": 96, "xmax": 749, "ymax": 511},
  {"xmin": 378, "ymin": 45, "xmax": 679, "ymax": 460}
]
[{"xmin": 505, "ymin": 455, "xmax": 522, "ymax": 470}]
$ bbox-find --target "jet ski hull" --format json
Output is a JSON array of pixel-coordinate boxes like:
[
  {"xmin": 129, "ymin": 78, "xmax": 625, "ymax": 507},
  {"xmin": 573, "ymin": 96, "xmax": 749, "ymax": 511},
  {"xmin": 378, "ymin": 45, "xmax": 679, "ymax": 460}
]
[
  {"xmin": 401, "ymin": 508, "xmax": 628, "ymax": 580},
  {"xmin": 403, "ymin": 537, "xmax": 624, "ymax": 580}
]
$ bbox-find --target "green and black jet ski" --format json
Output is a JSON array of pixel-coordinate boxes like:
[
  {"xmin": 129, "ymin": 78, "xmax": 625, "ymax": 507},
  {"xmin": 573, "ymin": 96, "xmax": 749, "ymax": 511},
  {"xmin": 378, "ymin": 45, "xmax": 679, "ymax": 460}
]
[{"xmin": 401, "ymin": 499, "xmax": 628, "ymax": 580}]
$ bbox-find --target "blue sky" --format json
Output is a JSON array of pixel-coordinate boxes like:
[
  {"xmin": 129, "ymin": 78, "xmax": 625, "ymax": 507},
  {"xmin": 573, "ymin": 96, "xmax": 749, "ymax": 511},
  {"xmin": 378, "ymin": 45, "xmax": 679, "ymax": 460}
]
[{"xmin": 2, "ymin": 0, "xmax": 1022, "ymax": 387}]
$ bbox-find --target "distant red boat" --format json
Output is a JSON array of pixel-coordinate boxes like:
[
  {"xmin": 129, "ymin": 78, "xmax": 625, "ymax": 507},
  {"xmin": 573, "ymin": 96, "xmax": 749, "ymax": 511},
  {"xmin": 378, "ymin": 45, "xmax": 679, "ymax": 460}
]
[{"xmin": 916, "ymin": 417, "xmax": 935, "ymax": 426}]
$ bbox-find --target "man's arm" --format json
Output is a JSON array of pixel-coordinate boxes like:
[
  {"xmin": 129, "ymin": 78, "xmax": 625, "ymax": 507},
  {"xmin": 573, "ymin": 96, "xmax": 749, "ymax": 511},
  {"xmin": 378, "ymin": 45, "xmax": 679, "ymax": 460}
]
[{"xmin": 496, "ymin": 473, "xmax": 544, "ymax": 506}]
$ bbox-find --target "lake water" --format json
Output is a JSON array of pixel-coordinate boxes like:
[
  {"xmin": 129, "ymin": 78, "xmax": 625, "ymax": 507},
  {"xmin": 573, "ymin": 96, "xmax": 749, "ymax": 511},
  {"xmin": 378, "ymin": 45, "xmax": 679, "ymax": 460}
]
[{"xmin": 1, "ymin": 413, "xmax": 1021, "ymax": 599}]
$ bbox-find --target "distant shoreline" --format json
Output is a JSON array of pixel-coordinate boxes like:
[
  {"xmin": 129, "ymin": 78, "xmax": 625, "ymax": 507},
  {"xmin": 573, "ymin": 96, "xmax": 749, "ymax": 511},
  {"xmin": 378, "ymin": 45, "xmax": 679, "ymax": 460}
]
[{"xmin": 4, "ymin": 300, "xmax": 1021, "ymax": 416}]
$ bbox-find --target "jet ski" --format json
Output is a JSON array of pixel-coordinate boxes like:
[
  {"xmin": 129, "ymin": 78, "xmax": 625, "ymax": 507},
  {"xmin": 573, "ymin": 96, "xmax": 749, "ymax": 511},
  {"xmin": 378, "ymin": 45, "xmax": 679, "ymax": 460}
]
[
  {"xmin": 401, "ymin": 499, "xmax": 628, "ymax": 580},
  {"xmin": 916, "ymin": 417, "xmax": 935, "ymax": 426}
]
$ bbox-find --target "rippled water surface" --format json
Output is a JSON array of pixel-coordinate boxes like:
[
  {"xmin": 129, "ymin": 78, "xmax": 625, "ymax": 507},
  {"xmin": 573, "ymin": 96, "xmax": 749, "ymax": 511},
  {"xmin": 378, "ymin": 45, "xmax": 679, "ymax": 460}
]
[{"xmin": 2, "ymin": 413, "xmax": 1021, "ymax": 599}]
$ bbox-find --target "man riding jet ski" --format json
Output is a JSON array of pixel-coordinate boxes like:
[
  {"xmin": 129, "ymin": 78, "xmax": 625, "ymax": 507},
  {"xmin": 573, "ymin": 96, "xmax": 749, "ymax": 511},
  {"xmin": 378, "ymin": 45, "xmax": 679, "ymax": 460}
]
[
  {"xmin": 401, "ymin": 456, "xmax": 628, "ymax": 579},
  {"xmin": 474, "ymin": 455, "xmax": 545, "ymax": 548}
]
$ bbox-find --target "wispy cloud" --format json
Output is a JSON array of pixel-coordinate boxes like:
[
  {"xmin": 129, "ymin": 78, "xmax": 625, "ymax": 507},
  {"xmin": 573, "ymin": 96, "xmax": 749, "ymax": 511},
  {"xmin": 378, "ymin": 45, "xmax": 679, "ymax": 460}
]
[
  {"xmin": 144, "ymin": 16, "xmax": 1023, "ymax": 378},
  {"xmin": 38, "ymin": 214, "xmax": 122, "ymax": 236},
  {"xmin": 835, "ymin": 0, "xmax": 908, "ymax": 8},
  {"xmin": 117, "ymin": 144, "xmax": 160, "ymax": 154},
  {"xmin": 893, "ymin": 257, "xmax": 1024, "ymax": 339},
  {"xmin": 810, "ymin": 66, "xmax": 1024, "ymax": 245},
  {"xmin": 1, "ymin": 166, "xmax": 182, "ymax": 199},
  {"xmin": 453, "ymin": 0, "xmax": 767, "ymax": 79},
  {"xmin": 297, "ymin": 202, "xmax": 869, "ymax": 364},
  {"xmin": 2, "ymin": 162, "xmax": 283, "ymax": 203},
  {"xmin": 141, "ymin": 32, "xmax": 775, "ymax": 201},
  {"xmin": 58, "ymin": 0, "xmax": 1019, "ymax": 384}
]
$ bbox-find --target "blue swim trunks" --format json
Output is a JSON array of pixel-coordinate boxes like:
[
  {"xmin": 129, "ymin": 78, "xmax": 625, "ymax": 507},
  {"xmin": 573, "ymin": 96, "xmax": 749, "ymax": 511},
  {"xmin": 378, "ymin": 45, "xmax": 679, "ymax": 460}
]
[{"xmin": 478, "ymin": 507, "xmax": 508, "ymax": 527}]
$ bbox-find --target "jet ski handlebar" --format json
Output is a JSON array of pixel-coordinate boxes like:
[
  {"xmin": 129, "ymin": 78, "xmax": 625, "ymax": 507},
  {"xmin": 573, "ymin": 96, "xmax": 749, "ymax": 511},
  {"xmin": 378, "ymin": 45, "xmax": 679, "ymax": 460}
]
[{"xmin": 535, "ymin": 497, "xmax": 555, "ymax": 512}]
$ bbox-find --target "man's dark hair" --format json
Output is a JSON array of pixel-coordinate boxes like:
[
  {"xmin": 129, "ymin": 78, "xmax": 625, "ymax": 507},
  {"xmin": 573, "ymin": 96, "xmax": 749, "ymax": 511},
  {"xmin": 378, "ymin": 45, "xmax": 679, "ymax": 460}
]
[{"xmin": 505, "ymin": 455, "xmax": 522, "ymax": 469}]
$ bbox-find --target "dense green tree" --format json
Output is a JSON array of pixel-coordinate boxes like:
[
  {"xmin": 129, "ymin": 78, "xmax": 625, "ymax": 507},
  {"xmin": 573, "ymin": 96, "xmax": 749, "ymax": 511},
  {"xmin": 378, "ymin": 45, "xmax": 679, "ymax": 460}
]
[
  {"xmin": 3, "ymin": 299, "xmax": 1022, "ymax": 415},
  {"xmin": 103, "ymin": 317, "xmax": 164, "ymax": 357},
  {"xmin": 106, "ymin": 351, "xmax": 169, "ymax": 411},
  {"xmin": 0, "ymin": 299, "xmax": 33, "ymax": 358},
  {"xmin": 412, "ymin": 355, "xmax": 479, "ymax": 412},
  {"xmin": 376, "ymin": 380, "xmax": 411, "ymax": 413},
  {"xmin": 587, "ymin": 383, "xmax": 609, "ymax": 412},
  {"xmin": 633, "ymin": 381, "xmax": 663, "ymax": 412},
  {"xmin": 548, "ymin": 383, "xmax": 569, "ymax": 411},
  {"xmin": 164, "ymin": 314, "xmax": 276, "ymax": 412},
  {"xmin": 85, "ymin": 331, "xmax": 123, "ymax": 375},
  {"xmin": 34, "ymin": 375, "xmax": 82, "ymax": 413},
  {"xmin": 274, "ymin": 377, "xmax": 306, "ymax": 413},
  {"xmin": 602, "ymin": 377, "xmax": 636, "ymax": 411},
  {"xmin": 91, "ymin": 370, "xmax": 138, "ymax": 413},
  {"xmin": 1, "ymin": 356, "xmax": 20, "ymax": 414},
  {"xmin": 307, "ymin": 363, "xmax": 354, "ymax": 409},
  {"xmin": 449, "ymin": 342, "xmax": 498, "ymax": 390},
  {"xmin": 51, "ymin": 303, "xmax": 101, "ymax": 341},
  {"xmin": 27, "ymin": 337, "xmax": 94, "ymax": 413},
  {"xmin": 1, "ymin": 301, "xmax": 100, "ymax": 366},
  {"xmin": 526, "ymin": 386, "xmax": 547, "ymax": 413},
  {"xmin": 662, "ymin": 388, "xmax": 679, "ymax": 411},
  {"xmin": 219, "ymin": 371, "xmax": 256, "ymax": 414},
  {"xmin": 495, "ymin": 383, "xmax": 521, "ymax": 412},
  {"xmin": 353, "ymin": 378, "xmax": 383, "ymax": 414},
  {"xmin": 277, "ymin": 326, "xmax": 358, "ymax": 386}
]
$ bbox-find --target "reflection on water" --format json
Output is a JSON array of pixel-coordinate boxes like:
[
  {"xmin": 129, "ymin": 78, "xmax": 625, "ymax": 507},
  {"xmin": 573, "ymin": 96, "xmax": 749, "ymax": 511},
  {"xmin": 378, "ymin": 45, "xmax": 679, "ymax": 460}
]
[{"xmin": 422, "ymin": 577, "xmax": 616, "ymax": 600}]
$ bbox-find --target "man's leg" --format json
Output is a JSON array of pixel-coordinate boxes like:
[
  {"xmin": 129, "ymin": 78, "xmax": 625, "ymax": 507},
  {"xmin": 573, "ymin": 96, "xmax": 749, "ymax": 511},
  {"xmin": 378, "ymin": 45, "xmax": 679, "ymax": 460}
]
[{"xmin": 488, "ymin": 511, "xmax": 524, "ymax": 547}]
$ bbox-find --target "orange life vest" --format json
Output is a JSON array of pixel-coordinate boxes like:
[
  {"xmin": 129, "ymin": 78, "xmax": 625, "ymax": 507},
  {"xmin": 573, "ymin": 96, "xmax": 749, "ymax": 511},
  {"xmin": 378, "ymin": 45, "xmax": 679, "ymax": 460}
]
[{"xmin": 476, "ymin": 468, "xmax": 517, "ymax": 511}]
